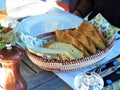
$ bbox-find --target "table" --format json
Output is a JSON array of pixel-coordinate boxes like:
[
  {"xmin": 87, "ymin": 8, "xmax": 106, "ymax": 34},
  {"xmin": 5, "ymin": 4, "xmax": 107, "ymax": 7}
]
[{"xmin": 6, "ymin": 1, "xmax": 120, "ymax": 90}]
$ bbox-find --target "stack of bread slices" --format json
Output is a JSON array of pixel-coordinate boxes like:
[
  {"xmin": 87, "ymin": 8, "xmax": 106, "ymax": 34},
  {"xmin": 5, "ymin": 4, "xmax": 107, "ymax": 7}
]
[{"xmin": 44, "ymin": 21, "xmax": 106, "ymax": 60}]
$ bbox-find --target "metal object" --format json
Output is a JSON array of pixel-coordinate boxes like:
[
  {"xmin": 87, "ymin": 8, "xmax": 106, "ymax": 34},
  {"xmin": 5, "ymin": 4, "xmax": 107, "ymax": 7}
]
[{"xmin": 99, "ymin": 65, "xmax": 120, "ymax": 77}]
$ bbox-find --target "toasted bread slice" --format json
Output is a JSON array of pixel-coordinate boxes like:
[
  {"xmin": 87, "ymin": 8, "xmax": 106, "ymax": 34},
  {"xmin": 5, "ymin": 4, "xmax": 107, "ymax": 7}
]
[
  {"xmin": 94, "ymin": 26, "xmax": 106, "ymax": 44},
  {"xmin": 44, "ymin": 41, "xmax": 84, "ymax": 59},
  {"xmin": 65, "ymin": 30, "xmax": 96, "ymax": 54},
  {"xmin": 55, "ymin": 30, "xmax": 89, "ymax": 56},
  {"xmin": 77, "ymin": 21, "xmax": 106, "ymax": 50}
]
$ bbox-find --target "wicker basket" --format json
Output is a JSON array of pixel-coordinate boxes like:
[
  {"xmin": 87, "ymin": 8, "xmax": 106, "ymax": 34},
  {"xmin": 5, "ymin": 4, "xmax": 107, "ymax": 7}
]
[{"xmin": 25, "ymin": 31, "xmax": 115, "ymax": 72}]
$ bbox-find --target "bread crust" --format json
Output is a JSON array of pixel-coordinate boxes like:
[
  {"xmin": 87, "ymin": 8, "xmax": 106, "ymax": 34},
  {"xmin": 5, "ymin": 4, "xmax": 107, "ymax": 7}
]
[{"xmin": 77, "ymin": 21, "xmax": 106, "ymax": 50}]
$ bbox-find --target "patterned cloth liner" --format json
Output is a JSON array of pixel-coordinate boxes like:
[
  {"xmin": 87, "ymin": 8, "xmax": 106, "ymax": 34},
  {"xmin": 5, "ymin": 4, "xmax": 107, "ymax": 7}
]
[
  {"xmin": 90, "ymin": 13, "xmax": 120, "ymax": 45},
  {"xmin": 94, "ymin": 55, "xmax": 120, "ymax": 86}
]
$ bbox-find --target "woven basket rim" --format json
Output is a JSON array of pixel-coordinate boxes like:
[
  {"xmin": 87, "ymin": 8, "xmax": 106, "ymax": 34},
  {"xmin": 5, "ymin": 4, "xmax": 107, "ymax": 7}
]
[{"xmin": 25, "ymin": 37, "xmax": 115, "ymax": 63}]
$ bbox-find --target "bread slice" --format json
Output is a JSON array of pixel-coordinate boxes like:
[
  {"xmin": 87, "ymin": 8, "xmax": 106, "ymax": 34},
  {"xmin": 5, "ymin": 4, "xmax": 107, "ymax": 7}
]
[
  {"xmin": 55, "ymin": 30, "xmax": 89, "ymax": 56},
  {"xmin": 44, "ymin": 41, "xmax": 84, "ymax": 59},
  {"xmin": 27, "ymin": 45, "xmax": 74, "ymax": 60},
  {"xmin": 77, "ymin": 21, "xmax": 106, "ymax": 50},
  {"xmin": 94, "ymin": 26, "xmax": 106, "ymax": 44},
  {"xmin": 65, "ymin": 30, "xmax": 96, "ymax": 54}
]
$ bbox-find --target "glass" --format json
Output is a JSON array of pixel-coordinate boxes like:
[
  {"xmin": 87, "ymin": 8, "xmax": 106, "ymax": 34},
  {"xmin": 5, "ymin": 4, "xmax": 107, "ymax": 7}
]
[{"xmin": 74, "ymin": 72, "xmax": 104, "ymax": 90}]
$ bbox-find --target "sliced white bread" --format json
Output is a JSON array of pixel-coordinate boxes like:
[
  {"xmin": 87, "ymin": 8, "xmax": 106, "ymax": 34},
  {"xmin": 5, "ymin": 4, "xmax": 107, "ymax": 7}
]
[{"xmin": 44, "ymin": 41, "xmax": 84, "ymax": 59}]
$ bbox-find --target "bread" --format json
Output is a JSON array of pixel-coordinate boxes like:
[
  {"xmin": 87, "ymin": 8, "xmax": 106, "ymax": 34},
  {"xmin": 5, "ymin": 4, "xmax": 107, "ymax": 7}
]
[
  {"xmin": 44, "ymin": 41, "xmax": 84, "ymax": 59},
  {"xmin": 65, "ymin": 30, "xmax": 96, "ymax": 54},
  {"xmin": 55, "ymin": 30, "xmax": 89, "ymax": 56},
  {"xmin": 53, "ymin": 21, "xmax": 106, "ymax": 58},
  {"xmin": 94, "ymin": 26, "xmax": 106, "ymax": 44},
  {"xmin": 77, "ymin": 21, "xmax": 106, "ymax": 50},
  {"xmin": 27, "ymin": 45, "xmax": 74, "ymax": 60}
]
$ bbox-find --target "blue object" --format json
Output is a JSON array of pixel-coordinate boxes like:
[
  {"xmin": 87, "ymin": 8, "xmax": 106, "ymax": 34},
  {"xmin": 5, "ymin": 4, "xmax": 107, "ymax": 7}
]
[
  {"xmin": 113, "ymin": 60, "xmax": 120, "ymax": 66},
  {"xmin": 106, "ymin": 79, "xmax": 113, "ymax": 85},
  {"xmin": 101, "ymin": 64, "xmax": 106, "ymax": 69},
  {"xmin": 116, "ymin": 71, "xmax": 120, "ymax": 74}
]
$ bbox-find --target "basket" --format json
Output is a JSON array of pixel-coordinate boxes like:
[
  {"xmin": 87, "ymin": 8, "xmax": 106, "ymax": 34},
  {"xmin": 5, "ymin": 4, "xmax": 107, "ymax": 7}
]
[{"xmin": 25, "ymin": 31, "xmax": 115, "ymax": 72}]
